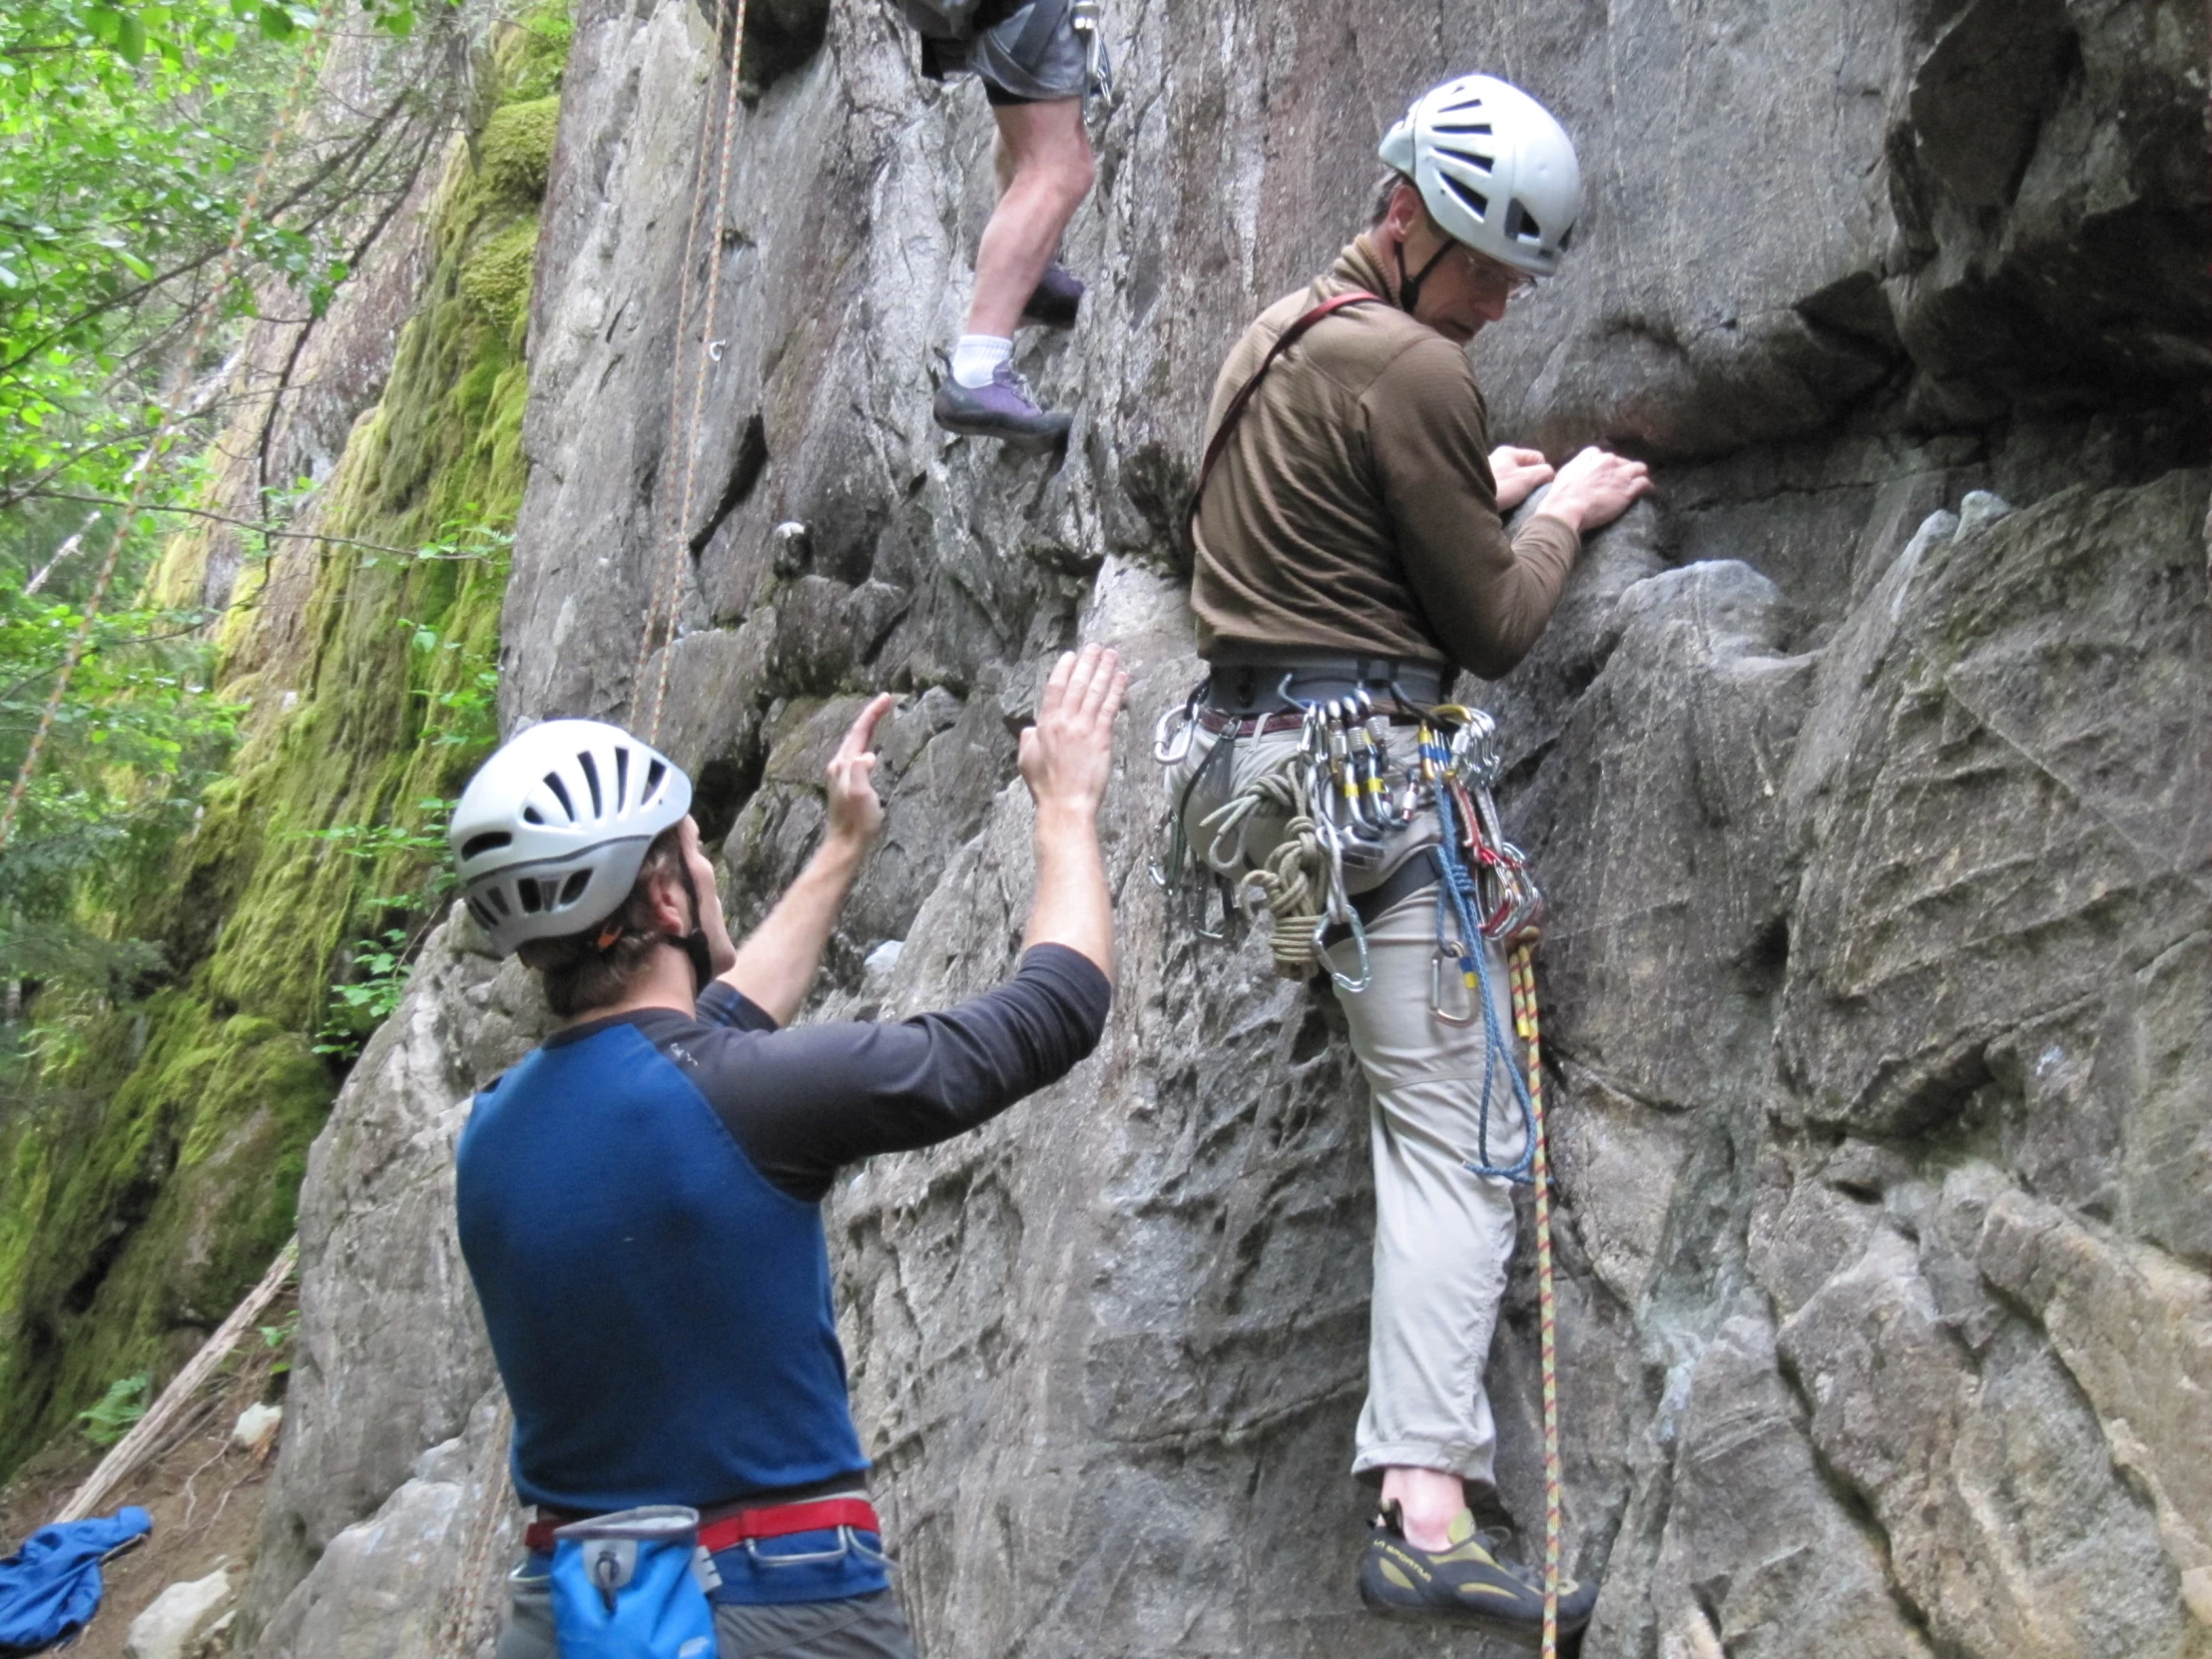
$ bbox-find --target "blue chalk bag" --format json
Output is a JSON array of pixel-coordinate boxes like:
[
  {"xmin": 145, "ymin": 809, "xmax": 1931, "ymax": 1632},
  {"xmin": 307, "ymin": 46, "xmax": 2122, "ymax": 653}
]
[{"xmin": 549, "ymin": 1504, "xmax": 719, "ymax": 1659}]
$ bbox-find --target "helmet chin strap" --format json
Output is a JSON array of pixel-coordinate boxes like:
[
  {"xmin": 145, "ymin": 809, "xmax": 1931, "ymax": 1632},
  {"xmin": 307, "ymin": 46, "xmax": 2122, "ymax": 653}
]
[
  {"xmin": 1393, "ymin": 236, "xmax": 1455, "ymax": 316},
  {"xmin": 671, "ymin": 863, "xmax": 716, "ymax": 996}
]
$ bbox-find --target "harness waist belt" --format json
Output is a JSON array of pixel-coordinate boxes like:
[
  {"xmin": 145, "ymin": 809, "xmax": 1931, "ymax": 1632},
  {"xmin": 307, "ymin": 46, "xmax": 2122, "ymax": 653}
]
[
  {"xmin": 524, "ymin": 1496, "xmax": 881, "ymax": 1555},
  {"xmin": 1193, "ymin": 706, "xmax": 1307, "ymax": 739},
  {"xmin": 1202, "ymin": 652, "xmax": 1445, "ymax": 716}
]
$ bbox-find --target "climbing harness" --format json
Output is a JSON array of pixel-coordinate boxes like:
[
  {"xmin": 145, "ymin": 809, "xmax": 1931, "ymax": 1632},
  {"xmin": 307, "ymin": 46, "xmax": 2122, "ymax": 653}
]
[
  {"xmin": 0, "ymin": 3, "xmax": 334, "ymax": 856},
  {"xmin": 1157, "ymin": 682, "xmax": 1540, "ymax": 1177},
  {"xmin": 1509, "ymin": 937, "xmax": 1563, "ymax": 1659}
]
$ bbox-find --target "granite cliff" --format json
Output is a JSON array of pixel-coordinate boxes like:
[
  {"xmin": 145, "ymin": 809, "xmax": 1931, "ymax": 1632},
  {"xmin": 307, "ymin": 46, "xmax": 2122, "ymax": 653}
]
[{"xmin": 208, "ymin": 0, "xmax": 2211, "ymax": 1653}]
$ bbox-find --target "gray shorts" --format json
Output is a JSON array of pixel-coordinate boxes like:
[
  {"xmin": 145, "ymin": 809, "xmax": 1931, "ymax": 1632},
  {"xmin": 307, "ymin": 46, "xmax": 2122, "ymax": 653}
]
[
  {"xmin": 916, "ymin": 0, "xmax": 1091, "ymax": 105},
  {"xmin": 495, "ymin": 1563, "xmax": 918, "ymax": 1659}
]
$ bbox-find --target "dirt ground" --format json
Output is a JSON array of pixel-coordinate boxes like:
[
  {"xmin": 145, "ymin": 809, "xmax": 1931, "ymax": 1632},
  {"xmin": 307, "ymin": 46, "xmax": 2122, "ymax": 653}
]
[{"xmin": 0, "ymin": 1293, "xmax": 295, "ymax": 1658}]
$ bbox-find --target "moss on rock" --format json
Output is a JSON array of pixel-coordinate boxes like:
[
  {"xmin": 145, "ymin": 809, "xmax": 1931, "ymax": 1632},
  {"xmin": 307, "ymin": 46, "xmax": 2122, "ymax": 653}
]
[{"xmin": 0, "ymin": 15, "xmax": 567, "ymax": 1475}]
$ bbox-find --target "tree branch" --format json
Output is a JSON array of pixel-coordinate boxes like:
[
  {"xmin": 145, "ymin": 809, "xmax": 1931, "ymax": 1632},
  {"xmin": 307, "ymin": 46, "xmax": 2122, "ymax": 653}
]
[{"xmin": 20, "ymin": 491, "xmax": 442, "ymax": 559}]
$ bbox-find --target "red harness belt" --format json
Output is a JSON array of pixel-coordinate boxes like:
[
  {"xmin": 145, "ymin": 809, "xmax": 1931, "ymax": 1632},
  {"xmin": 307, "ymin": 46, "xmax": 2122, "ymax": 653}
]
[{"xmin": 523, "ymin": 1497, "xmax": 880, "ymax": 1556}]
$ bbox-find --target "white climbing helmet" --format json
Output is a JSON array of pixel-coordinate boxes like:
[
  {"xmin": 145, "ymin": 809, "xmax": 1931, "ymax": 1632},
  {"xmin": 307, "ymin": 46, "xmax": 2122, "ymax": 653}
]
[
  {"xmin": 449, "ymin": 718, "xmax": 693, "ymax": 956},
  {"xmin": 1378, "ymin": 74, "xmax": 1582, "ymax": 278}
]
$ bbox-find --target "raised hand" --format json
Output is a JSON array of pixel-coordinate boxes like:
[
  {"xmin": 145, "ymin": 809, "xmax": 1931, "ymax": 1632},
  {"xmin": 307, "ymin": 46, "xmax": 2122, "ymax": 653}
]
[
  {"xmin": 825, "ymin": 692, "xmax": 896, "ymax": 848},
  {"xmin": 1018, "ymin": 645, "xmax": 1128, "ymax": 821}
]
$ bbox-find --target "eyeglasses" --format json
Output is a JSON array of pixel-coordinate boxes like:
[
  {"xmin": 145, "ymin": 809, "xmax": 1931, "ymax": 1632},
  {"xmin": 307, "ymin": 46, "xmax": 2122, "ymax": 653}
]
[{"xmin": 1456, "ymin": 246, "xmax": 1537, "ymax": 300}]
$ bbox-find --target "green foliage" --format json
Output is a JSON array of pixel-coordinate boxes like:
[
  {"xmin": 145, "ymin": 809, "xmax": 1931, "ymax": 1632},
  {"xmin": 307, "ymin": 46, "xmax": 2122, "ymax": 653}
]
[
  {"xmin": 75, "ymin": 1370, "xmax": 148, "ymax": 1446},
  {"xmin": 0, "ymin": 5, "xmax": 565, "ymax": 1479},
  {"xmin": 0, "ymin": 0, "xmax": 413, "ymax": 521}
]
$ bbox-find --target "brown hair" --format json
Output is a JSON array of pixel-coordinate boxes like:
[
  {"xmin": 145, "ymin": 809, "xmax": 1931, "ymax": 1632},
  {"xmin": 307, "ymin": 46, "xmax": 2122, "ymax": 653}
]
[
  {"xmin": 516, "ymin": 826, "xmax": 687, "ymax": 1017},
  {"xmin": 1372, "ymin": 171, "xmax": 1416, "ymax": 229}
]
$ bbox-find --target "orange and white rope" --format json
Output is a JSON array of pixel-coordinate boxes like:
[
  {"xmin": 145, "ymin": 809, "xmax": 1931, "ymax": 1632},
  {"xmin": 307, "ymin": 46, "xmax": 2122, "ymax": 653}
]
[{"xmin": 1508, "ymin": 935, "xmax": 1561, "ymax": 1659}]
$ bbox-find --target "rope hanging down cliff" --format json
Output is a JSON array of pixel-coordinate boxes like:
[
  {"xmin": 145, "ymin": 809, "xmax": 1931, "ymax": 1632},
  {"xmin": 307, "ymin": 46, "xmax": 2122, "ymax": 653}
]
[
  {"xmin": 633, "ymin": 0, "xmax": 754, "ymax": 749},
  {"xmin": 429, "ymin": 7, "xmax": 754, "ymax": 1655},
  {"xmin": 0, "ymin": 4, "xmax": 334, "ymax": 856},
  {"xmin": 1509, "ymin": 937, "xmax": 1564, "ymax": 1659}
]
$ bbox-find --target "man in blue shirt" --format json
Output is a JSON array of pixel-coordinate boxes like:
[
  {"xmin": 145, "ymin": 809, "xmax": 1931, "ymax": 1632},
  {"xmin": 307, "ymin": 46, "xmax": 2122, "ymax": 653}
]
[{"xmin": 451, "ymin": 647, "xmax": 1127, "ymax": 1658}]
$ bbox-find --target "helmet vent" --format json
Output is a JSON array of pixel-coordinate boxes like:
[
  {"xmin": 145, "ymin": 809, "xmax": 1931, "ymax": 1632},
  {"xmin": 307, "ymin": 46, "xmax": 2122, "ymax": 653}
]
[
  {"xmin": 643, "ymin": 758, "xmax": 667, "ymax": 801},
  {"xmin": 613, "ymin": 747, "xmax": 631, "ymax": 810},
  {"xmin": 459, "ymin": 831, "xmax": 512, "ymax": 860},
  {"xmin": 518, "ymin": 880, "xmax": 544, "ymax": 913},
  {"xmin": 1504, "ymin": 199, "xmax": 1540, "ymax": 242},
  {"xmin": 523, "ymin": 807, "xmax": 544, "ymax": 825},
  {"xmin": 1441, "ymin": 177, "xmax": 1490, "ymax": 222},
  {"xmin": 543, "ymin": 772, "xmax": 577, "ymax": 822},
  {"xmin": 557, "ymin": 869, "xmax": 592, "ymax": 906},
  {"xmin": 578, "ymin": 752, "xmax": 604, "ymax": 817},
  {"xmin": 486, "ymin": 888, "xmax": 512, "ymax": 916},
  {"xmin": 466, "ymin": 897, "xmax": 496, "ymax": 930}
]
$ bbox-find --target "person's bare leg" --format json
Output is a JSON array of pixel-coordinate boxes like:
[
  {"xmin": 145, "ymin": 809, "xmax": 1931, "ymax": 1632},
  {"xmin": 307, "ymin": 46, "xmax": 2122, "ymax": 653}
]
[
  {"xmin": 967, "ymin": 98, "xmax": 1092, "ymax": 338},
  {"xmin": 1382, "ymin": 1466, "xmax": 1466, "ymax": 1551}
]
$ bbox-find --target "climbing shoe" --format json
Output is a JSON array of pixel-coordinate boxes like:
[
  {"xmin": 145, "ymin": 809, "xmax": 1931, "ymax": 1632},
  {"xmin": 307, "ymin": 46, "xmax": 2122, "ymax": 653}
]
[
  {"xmin": 932, "ymin": 363, "xmax": 1072, "ymax": 451},
  {"xmin": 1021, "ymin": 261, "xmax": 1085, "ymax": 329},
  {"xmin": 1357, "ymin": 1503, "xmax": 1596, "ymax": 1646}
]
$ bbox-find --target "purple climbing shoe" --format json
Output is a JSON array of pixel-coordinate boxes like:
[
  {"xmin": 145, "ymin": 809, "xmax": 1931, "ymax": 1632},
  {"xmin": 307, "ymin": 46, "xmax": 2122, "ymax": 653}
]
[
  {"xmin": 932, "ymin": 362, "xmax": 1073, "ymax": 451},
  {"xmin": 1022, "ymin": 261, "xmax": 1085, "ymax": 329}
]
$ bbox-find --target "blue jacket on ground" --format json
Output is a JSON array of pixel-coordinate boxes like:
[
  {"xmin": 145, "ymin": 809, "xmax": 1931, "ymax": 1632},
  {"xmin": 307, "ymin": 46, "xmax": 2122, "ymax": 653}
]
[{"xmin": 0, "ymin": 1506, "xmax": 152, "ymax": 1653}]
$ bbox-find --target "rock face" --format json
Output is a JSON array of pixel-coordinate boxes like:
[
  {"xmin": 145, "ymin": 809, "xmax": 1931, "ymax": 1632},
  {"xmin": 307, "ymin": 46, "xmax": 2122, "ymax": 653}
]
[
  {"xmin": 243, "ymin": 0, "xmax": 2209, "ymax": 1655},
  {"xmin": 126, "ymin": 1566, "xmax": 233, "ymax": 1659}
]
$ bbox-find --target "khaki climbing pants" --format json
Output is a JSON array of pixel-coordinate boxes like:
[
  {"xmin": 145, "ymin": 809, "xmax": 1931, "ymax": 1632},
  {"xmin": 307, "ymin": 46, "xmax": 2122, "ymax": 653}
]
[{"xmin": 1168, "ymin": 724, "xmax": 1527, "ymax": 1490}]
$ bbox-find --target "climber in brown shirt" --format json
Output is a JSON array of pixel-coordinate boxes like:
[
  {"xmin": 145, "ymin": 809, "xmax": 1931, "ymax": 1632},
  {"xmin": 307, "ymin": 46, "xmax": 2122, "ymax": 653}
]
[{"xmin": 1164, "ymin": 74, "xmax": 1648, "ymax": 1645}]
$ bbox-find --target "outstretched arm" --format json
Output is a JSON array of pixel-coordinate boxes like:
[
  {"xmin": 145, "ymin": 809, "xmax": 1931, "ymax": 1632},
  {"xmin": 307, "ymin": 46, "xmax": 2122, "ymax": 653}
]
[
  {"xmin": 1018, "ymin": 644, "xmax": 1127, "ymax": 976},
  {"xmin": 717, "ymin": 693, "xmax": 894, "ymax": 1024}
]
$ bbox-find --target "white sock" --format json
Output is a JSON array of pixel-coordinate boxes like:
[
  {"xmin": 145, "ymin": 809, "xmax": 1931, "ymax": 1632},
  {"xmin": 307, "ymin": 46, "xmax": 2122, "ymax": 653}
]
[{"xmin": 951, "ymin": 334, "xmax": 1012, "ymax": 388}]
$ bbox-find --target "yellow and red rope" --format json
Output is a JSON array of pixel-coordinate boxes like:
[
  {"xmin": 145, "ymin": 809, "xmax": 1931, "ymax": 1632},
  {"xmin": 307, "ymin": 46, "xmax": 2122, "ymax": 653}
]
[{"xmin": 1508, "ymin": 934, "xmax": 1562, "ymax": 1659}]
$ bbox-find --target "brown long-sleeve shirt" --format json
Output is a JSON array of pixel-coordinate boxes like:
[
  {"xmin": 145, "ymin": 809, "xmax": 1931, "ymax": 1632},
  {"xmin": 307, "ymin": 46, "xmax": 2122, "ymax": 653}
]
[{"xmin": 1190, "ymin": 237, "xmax": 1580, "ymax": 680}]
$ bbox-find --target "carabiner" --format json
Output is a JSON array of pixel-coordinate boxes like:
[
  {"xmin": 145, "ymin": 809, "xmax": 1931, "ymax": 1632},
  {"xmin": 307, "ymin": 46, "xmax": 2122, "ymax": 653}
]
[
  {"xmin": 1153, "ymin": 699, "xmax": 1197, "ymax": 766},
  {"xmin": 1322, "ymin": 906, "xmax": 1372, "ymax": 994},
  {"xmin": 1429, "ymin": 945, "xmax": 1481, "ymax": 1025},
  {"xmin": 1186, "ymin": 873, "xmax": 1230, "ymax": 941}
]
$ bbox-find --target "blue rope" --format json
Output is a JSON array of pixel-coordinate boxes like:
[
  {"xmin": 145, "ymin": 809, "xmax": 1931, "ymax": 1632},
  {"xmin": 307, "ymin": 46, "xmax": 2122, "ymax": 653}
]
[{"xmin": 1429, "ymin": 768, "xmax": 1535, "ymax": 1185}]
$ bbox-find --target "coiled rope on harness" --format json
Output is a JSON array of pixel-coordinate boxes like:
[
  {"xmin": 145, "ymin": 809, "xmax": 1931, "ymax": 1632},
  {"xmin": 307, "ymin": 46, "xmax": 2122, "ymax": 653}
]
[
  {"xmin": 0, "ymin": 3, "xmax": 332, "ymax": 855},
  {"xmin": 1200, "ymin": 765, "xmax": 1328, "ymax": 977}
]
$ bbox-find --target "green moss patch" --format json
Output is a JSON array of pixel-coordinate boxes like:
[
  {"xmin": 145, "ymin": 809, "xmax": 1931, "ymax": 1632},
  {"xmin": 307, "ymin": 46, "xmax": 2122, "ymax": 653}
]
[{"xmin": 0, "ymin": 12, "xmax": 568, "ymax": 1475}]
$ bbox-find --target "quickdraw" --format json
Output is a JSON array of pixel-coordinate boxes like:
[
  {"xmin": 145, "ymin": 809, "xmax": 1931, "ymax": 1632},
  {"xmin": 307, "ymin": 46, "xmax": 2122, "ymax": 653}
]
[{"xmin": 1429, "ymin": 772, "xmax": 1535, "ymax": 1184}]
